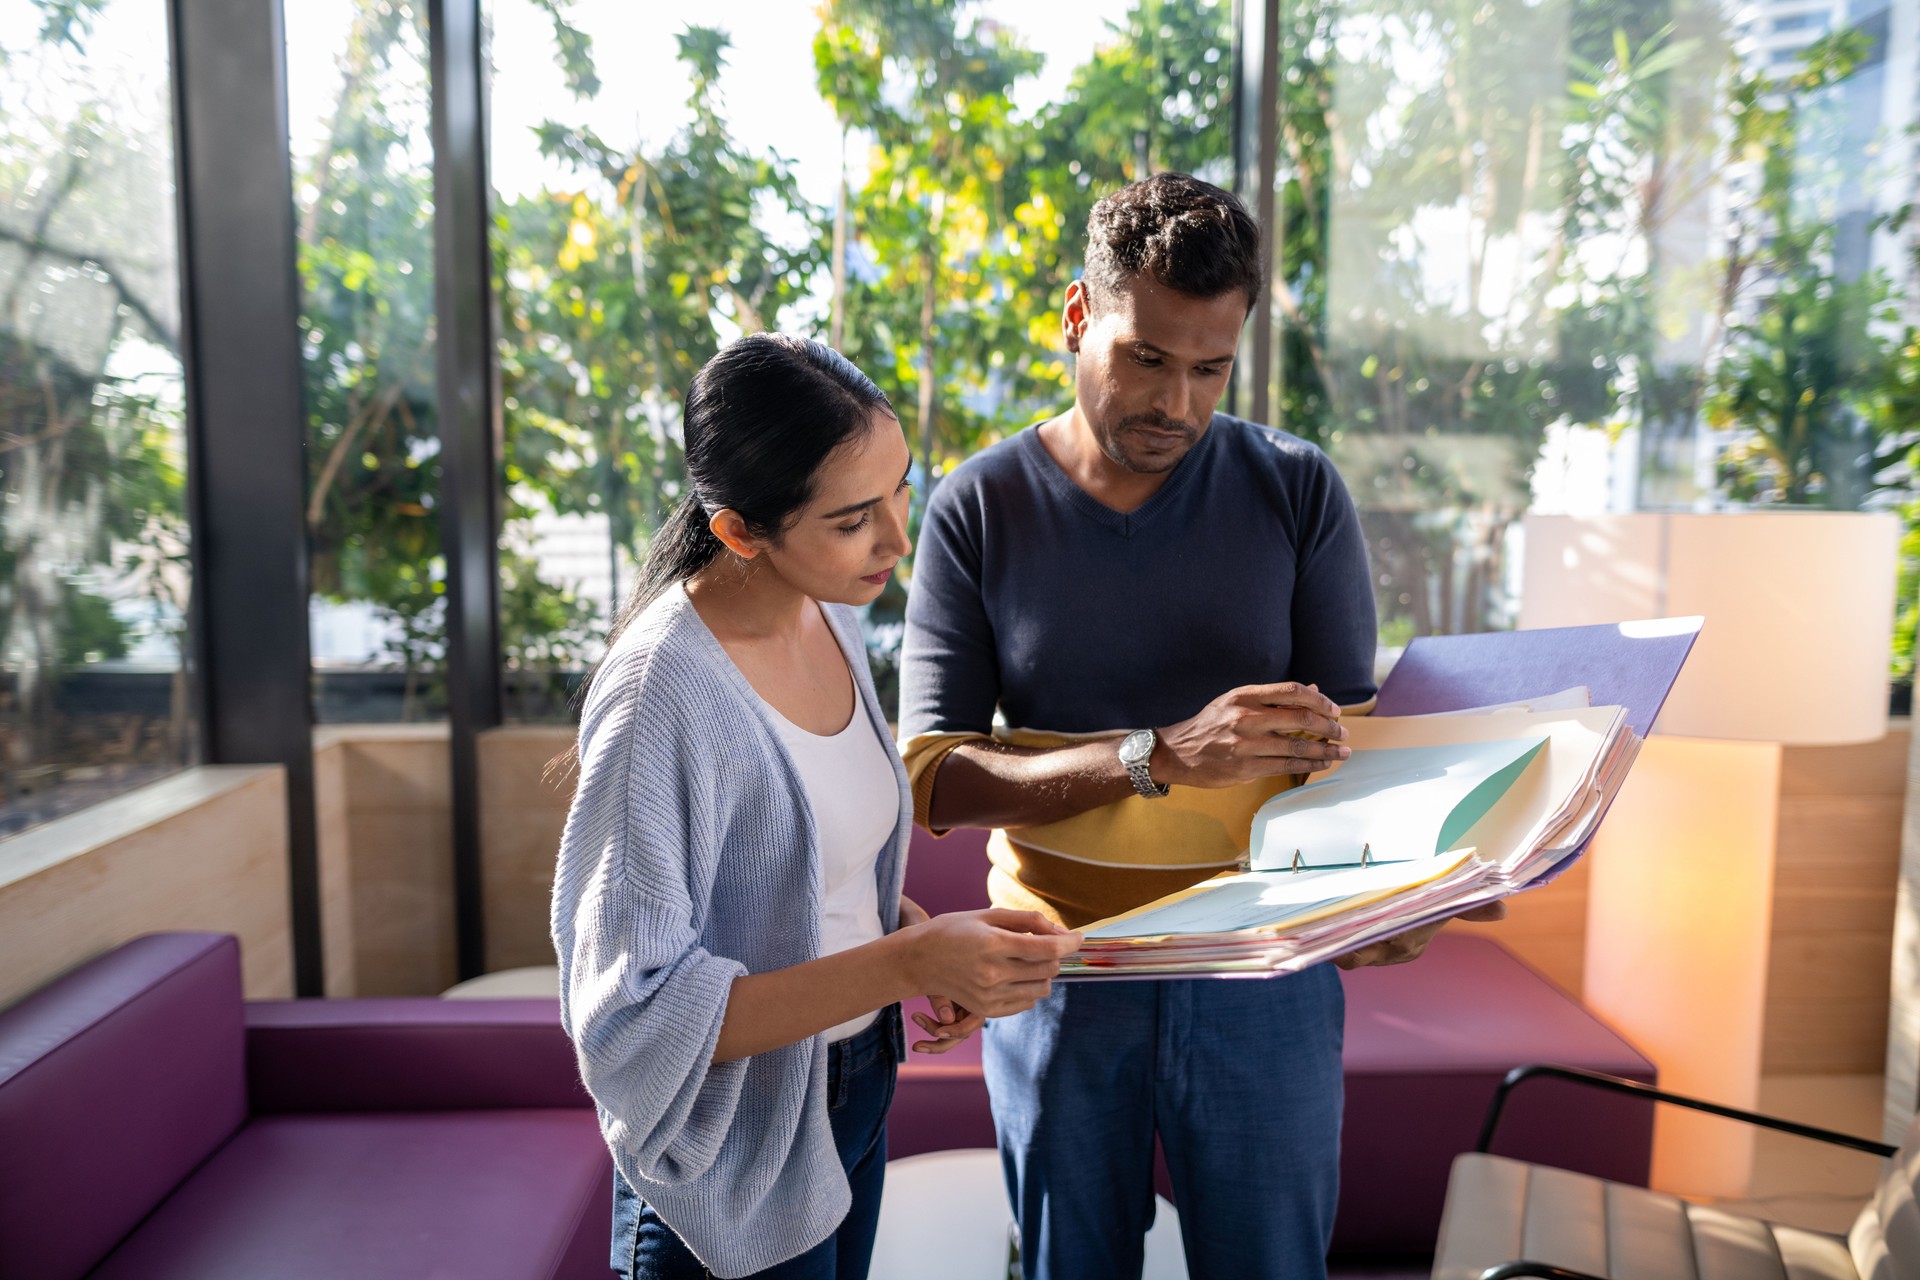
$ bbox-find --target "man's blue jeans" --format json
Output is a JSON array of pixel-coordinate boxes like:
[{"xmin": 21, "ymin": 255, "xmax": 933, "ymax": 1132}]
[{"xmin": 983, "ymin": 963, "xmax": 1344, "ymax": 1280}]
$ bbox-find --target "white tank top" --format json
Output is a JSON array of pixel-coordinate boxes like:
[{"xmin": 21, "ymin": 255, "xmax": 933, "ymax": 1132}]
[{"xmin": 759, "ymin": 682, "xmax": 898, "ymax": 1042}]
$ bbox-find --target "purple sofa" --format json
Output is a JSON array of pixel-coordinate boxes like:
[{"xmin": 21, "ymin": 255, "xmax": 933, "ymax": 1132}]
[
  {"xmin": 894, "ymin": 825, "xmax": 1657, "ymax": 1258},
  {"xmin": 0, "ymin": 932, "xmax": 614, "ymax": 1280}
]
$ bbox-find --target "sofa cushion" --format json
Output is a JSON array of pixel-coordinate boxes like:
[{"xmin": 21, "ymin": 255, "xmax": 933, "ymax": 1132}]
[
  {"xmin": 1435, "ymin": 1152, "xmax": 1857, "ymax": 1280},
  {"xmin": 0, "ymin": 932, "xmax": 246, "ymax": 1280},
  {"xmin": 88, "ymin": 1110, "xmax": 614, "ymax": 1280}
]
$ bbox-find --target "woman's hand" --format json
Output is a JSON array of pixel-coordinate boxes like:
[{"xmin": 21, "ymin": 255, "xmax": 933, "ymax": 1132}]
[
  {"xmin": 909, "ymin": 1000, "xmax": 984, "ymax": 1054},
  {"xmin": 897, "ymin": 895, "xmax": 1026, "ymax": 1052},
  {"xmin": 895, "ymin": 907, "xmax": 1082, "ymax": 1019}
]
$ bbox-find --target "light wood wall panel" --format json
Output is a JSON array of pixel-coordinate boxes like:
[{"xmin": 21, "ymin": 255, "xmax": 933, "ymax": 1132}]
[
  {"xmin": 1455, "ymin": 724, "xmax": 1909, "ymax": 1074},
  {"xmin": 1766, "ymin": 725, "xmax": 1907, "ymax": 1073},
  {"xmin": 313, "ymin": 725, "xmax": 457, "ymax": 996},
  {"xmin": 478, "ymin": 726, "xmax": 575, "ymax": 973},
  {"xmin": 0, "ymin": 767, "xmax": 292, "ymax": 1008}
]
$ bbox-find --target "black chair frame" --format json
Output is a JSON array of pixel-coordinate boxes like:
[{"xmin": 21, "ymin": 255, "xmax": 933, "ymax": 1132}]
[{"xmin": 1470, "ymin": 1063, "xmax": 1897, "ymax": 1280}]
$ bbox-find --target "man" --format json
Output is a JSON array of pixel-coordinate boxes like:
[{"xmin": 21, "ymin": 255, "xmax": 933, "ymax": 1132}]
[{"xmin": 898, "ymin": 172, "xmax": 1502, "ymax": 1279}]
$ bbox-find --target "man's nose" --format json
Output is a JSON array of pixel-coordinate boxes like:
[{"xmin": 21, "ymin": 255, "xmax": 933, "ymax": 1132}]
[{"xmin": 1152, "ymin": 374, "xmax": 1192, "ymax": 425}]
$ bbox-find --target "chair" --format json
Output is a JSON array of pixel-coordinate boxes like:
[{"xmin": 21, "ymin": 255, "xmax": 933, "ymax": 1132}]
[{"xmin": 1431, "ymin": 1065, "xmax": 1904, "ymax": 1280}]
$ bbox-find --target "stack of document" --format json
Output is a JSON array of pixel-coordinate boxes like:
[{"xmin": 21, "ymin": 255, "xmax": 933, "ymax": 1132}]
[{"xmin": 1060, "ymin": 691, "xmax": 1642, "ymax": 980}]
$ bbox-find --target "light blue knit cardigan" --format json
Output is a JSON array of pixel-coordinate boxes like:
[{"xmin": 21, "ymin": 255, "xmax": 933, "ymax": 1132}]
[{"xmin": 550, "ymin": 583, "xmax": 910, "ymax": 1278}]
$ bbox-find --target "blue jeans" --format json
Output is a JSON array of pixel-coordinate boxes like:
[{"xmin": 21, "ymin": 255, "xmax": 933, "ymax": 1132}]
[
  {"xmin": 613, "ymin": 1009, "xmax": 902, "ymax": 1279},
  {"xmin": 984, "ymin": 965, "xmax": 1344, "ymax": 1280}
]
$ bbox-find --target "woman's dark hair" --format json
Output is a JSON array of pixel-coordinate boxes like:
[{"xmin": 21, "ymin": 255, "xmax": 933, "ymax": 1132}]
[
  {"xmin": 600, "ymin": 333, "xmax": 894, "ymax": 668},
  {"xmin": 1082, "ymin": 171, "xmax": 1264, "ymax": 313},
  {"xmin": 549, "ymin": 334, "xmax": 893, "ymax": 778}
]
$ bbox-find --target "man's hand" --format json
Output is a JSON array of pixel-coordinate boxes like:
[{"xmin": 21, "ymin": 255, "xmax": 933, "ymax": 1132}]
[
  {"xmin": 908, "ymin": 999, "xmax": 986, "ymax": 1054},
  {"xmin": 1333, "ymin": 901, "xmax": 1509, "ymax": 970},
  {"xmin": 1154, "ymin": 682, "xmax": 1352, "ymax": 789}
]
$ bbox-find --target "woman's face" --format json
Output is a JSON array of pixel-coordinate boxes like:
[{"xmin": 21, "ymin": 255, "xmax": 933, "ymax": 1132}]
[{"xmin": 754, "ymin": 407, "xmax": 914, "ymax": 607}]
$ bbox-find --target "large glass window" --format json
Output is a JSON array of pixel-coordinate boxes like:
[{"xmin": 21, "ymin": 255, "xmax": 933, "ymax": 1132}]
[
  {"xmin": 1270, "ymin": 0, "xmax": 1919, "ymax": 679},
  {"xmin": 286, "ymin": 0, "xmax": 445, "ymax": 723},
  {"xmin": 487, "ymin": 0, "xmax": 1233, "ymax": 719},
  {"xmin": 0, "ymin": 0, "xmax": 193, "ymax": 837}
]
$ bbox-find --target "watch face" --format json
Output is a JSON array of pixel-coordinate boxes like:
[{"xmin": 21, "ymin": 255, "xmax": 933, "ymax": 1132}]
[{"xmin": 1119, "ymin": 729, "xmax": 1155, "ymax": 765}]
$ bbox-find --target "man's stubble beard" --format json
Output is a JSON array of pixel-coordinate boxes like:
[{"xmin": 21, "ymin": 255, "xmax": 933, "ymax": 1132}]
[{"xmin": 1099, "ymin": 411, "xmax": 1199, "ymax": 475}]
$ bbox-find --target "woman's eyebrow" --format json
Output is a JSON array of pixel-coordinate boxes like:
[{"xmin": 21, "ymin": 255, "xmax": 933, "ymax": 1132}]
[
  {"xmin": 818, "ymin": 463, "xmax": 912, "ymax": 520},
  {"xmin": 820, "ymin": 495, "xmax": 881, "ymax": 519}
]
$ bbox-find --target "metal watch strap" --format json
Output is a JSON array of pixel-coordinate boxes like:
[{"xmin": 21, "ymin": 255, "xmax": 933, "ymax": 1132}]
[
  {"xmin": 1125, "ymin": 743, "xmax": 1170, "ymax": 799},
  {"xmin": 1127, "ymin": 758, "xmax": 1170, "ymax": 798}
]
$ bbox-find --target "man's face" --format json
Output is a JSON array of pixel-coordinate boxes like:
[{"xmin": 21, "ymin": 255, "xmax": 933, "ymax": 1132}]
[{"xmin": 1064, "ymin": 272, "xmax": 1248, "ymax": 474}]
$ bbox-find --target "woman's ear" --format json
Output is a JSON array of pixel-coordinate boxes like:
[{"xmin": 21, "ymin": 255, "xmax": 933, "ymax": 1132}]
[{"xmin": 708, "ymin": 509, "xmax": 762, "ymax": 560}]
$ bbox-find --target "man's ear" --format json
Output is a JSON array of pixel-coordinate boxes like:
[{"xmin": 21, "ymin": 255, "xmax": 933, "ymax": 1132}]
[
  {"xmin": 1063, "ymin": 280, "xmax": 1090, "ymax": 355},
  {"xmin": 709, "ymin": 509, "xmax": 761, "ymax": 560}
]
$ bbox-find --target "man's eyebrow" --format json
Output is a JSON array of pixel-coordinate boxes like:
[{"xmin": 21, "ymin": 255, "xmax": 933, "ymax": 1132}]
[
  {"xmin": 819, "ymin": 461, "xmax": 913, "ymax": 520},
  {"xmin": 1132, "ymin": 339, "xmax": 1236, "ymax": 365}
]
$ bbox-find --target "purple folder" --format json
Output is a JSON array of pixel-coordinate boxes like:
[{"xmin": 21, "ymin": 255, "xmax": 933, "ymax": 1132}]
[
  {"xmin": 1374, "ymin": 618, "xmax": 1700, "ymax": 738},
  {"xmin": 1373, "ymin": 617, "xmax": 1701, "ymax": 884}
]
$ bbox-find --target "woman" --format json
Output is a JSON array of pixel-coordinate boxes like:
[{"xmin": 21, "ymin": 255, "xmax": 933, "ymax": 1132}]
[{"xmin": 551, "ymin": 333, "xmax": 1080, "ymax": 1280}]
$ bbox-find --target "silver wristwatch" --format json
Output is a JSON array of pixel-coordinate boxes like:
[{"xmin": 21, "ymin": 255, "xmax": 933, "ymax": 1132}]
[{"xmin": 1119, "ymin": 728, "xmax": 1170, "ymax": 799}]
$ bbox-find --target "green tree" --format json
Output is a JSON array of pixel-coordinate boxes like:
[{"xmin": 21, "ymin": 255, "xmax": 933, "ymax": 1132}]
[
  {"xmin": 1708, "ymin": 32, "xmax": 1898, "ymax": 511},
  {"xmin": 499, "ymin": 23, "xmax": 823, "ymax": 609},
  {"xmin": 294, "ymin": 1, "xmax": 446, "ymax": 715},
  {"xmin": 814, "ymin": 0, "xmax": 1042, "ymax": 486},
  {"xmin": 0, "ymin": 0, "xmax": 189, "ymax": 771}
]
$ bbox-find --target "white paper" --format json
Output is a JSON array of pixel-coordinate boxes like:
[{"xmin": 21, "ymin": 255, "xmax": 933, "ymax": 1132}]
[{"xmin": 1249, "ymin": 735, "xmax": 1547, "ymax": 870}]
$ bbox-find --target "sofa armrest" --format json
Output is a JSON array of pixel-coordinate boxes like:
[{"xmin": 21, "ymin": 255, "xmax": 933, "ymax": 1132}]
[{"xmin": 245, "ymin": 998, "xmax": 593, "ymax": 1113}]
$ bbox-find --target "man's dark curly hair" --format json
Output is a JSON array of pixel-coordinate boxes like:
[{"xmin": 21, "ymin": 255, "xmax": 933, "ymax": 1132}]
[{"xmin": 1081, "ymin": 172, "xmax": 1263, "ymax": 312}]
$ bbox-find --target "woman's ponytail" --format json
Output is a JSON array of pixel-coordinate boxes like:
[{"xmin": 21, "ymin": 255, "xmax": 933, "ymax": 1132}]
[{"xmin": 603, "ymin": 493, "xmax": 724, "ymax": 656}]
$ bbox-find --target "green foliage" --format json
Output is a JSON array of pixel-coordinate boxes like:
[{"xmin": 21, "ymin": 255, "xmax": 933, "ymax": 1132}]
[
  {"xmin": 806, "ymin": 0, "xmax": 1233, "ymax": 492},
  {"xmin": 26, "ymin": 0, "xmax": 108, "ymax": 52},
  {"xmin": 1707, "ymin": 32, "xmax": 1898, "ymax": 510},
  {"xmin": 293, "ymin": 1, "xmax": 443, "ymax": 693},
  {"xmin": 57, "ymin": 581, "xmax": 128, "ymax": 666},
  {"xmin": 294, "ymin": 0, "xmax": 625, "ymax": 694},
  {"xmin": 500, "ymin": 22, "xmax": 823, "ymax": 592},
  {"xmin": 1, "ymin": 10, "xmax": 189, "ymax": 764}
]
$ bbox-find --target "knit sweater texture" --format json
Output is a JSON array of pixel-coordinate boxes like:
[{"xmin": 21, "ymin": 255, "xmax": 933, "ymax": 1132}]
[{"xmin": 550, "ymin": 582, "xmax": 910, "ymax": 1277}]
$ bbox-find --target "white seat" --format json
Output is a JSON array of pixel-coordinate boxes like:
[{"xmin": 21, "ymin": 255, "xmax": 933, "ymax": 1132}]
[
  {"xmin": 1433, "ymin": 1153, "xmax": 1858, "ymax": 1280},
  {"xmin": 872, "ymin": 1148, "xmax": 1189, "ymax": 1279},
  {"xmin": 1432, "ymin": 1100, "xmax": 1920, "ymax": 1280}
]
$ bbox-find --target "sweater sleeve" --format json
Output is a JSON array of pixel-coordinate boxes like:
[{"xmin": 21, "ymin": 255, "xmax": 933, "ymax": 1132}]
[
  {"xmin": 550, "ymin": 641, "xmax": 752, "ymax": 1187},
  {"xmin": 1289, "ymin": 448, "xmax": 1380, "ymax": 712},
  {"xmin": 899, "ymin": 477, "xmax": 997, "ymax": 829}
]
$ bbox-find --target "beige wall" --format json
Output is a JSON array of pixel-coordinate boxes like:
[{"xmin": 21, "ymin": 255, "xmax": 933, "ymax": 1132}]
[
  {"xmin": 1769, "ymin": 728, "xmax": 1907, "ymax": 1073},
  {"xmin": 313, "ymin": 725, "xmax": 456, "ymax": 996},
  {"xmin": 478, "ymin": 725, "xmax": 574, "ymax": 973},
  {"xmin": 0, "ymin": 766, "xmax": 293, "ymax": 1008},
  {"xmin": 307, "ymin": 724, "xmax": 570, "ymax": 994},
  {"xmin": 1454, "ymin": 721, "xmax": 1910, "ymax": 1074}
]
